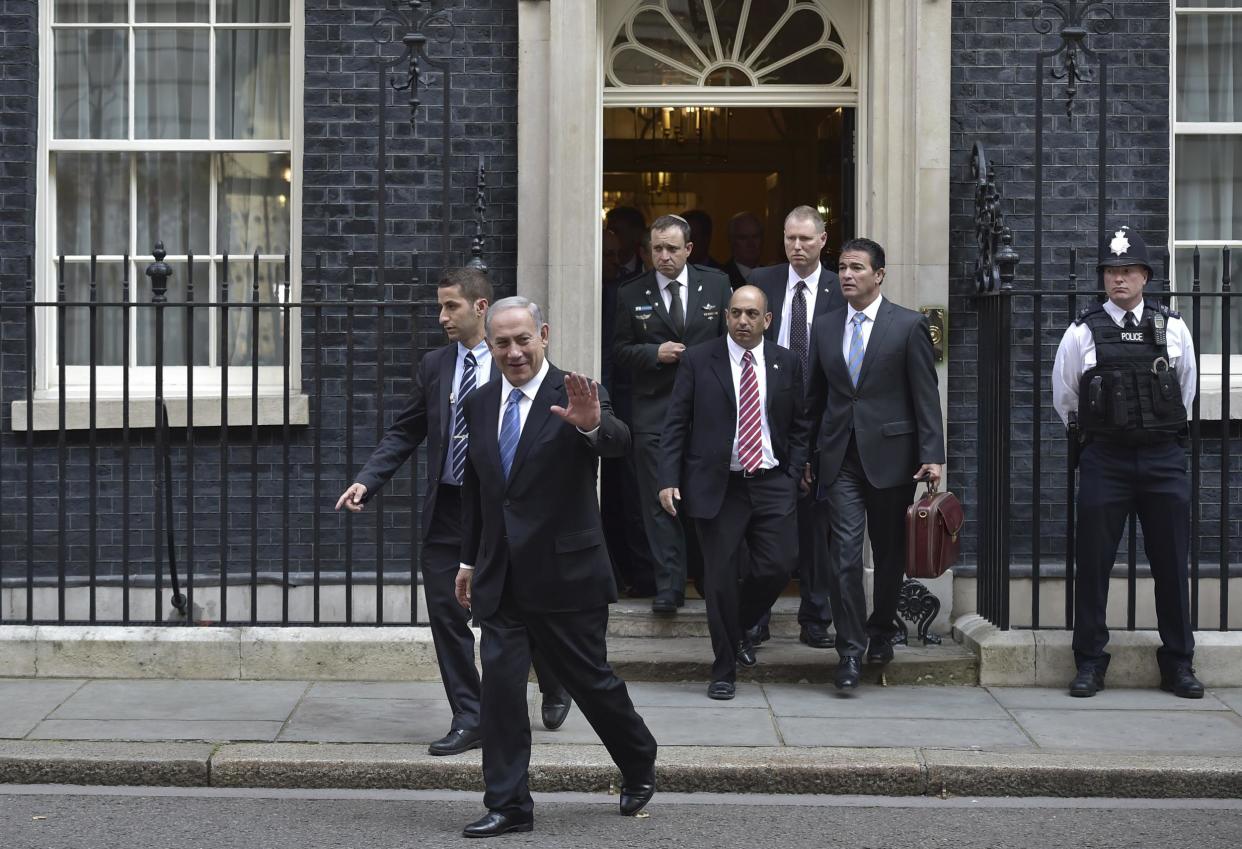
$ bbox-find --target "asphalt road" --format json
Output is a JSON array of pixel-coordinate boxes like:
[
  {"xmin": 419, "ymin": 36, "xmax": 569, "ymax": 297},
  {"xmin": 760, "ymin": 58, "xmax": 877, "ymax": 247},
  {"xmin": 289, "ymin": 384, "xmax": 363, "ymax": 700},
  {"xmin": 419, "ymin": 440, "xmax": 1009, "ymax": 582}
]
[{"xmin": 3, "ymin": 787, "xmax": 1242, "ymax": 849}]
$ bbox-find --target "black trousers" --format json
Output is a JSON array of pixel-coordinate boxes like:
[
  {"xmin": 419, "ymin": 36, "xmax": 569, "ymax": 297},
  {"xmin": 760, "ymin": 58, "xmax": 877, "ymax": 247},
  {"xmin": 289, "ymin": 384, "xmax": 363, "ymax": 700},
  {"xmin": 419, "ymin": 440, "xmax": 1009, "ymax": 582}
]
[
  {"xmin": 478, "ymin": 590, "xmax": 658, "ymax": 816},
  {"xmin": 425, "ymin": 486, "xmax": 564, "ymax": 734},
  {"xmin": 751, "ymin": 490, "xmax": 833, "ymax": 631},
  {"xmin": 695, "ymin": 470, "xmax": 799, "ymax": 683},
  {"xmin": 820, "ymin": 439, "xmax": 914, "ymax": 659},
  {"xmin": 633, "ymin": 431, "xmax": 704, "ymax": 596},
  {"xmin": 601, "ymin": 453, "xmax": 657, "ymax": 593},
  {"xmin": 1073, "ymin": 440, "xmax": 1194, "ymax": 669}
]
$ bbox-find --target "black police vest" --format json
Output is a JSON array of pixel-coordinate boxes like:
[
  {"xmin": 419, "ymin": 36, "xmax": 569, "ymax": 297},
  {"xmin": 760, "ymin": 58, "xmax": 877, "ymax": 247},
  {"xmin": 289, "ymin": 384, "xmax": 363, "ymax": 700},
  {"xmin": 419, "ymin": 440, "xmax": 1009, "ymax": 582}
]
[{"xmin": 1076, "ymin": 302, "xmax": 1187, "ymax": 445}]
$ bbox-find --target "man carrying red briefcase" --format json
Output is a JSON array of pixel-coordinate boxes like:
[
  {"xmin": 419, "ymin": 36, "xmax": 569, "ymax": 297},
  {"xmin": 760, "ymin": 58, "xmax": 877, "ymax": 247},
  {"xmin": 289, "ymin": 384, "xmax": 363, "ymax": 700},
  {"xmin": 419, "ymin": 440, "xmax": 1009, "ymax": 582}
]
[{"xmin": 906, "ymin": 478, "xmax": 964, "ymax": 581}]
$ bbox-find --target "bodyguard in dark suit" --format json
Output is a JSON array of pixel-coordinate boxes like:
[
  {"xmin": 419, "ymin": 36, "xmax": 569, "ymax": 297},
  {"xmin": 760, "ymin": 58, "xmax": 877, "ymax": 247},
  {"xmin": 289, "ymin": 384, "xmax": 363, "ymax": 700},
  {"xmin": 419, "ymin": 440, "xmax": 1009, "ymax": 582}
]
[
  {"xmin": 613, "ymin": 214, "xmax": 733, "ymax": 612},
  {"xmin": 659, "ymin": 286, "xmax": 810, "ymax": 700},
  {"xmin": 750, "ymin": 205, "xmax": 846, "ymax": 649},
  {"xmin": 721, "ymin": 211, "xmax": 764, "ymax": 290},
  {"xmin": 455, "ymin": 297, "xmax": 657, "ymax": 837},
  {"xmin": 336, "ymin": 269, "xmax": 570, "ymax": 759},
  {"xmin": 804, "ymin": 238, "xmax": 945, "ymax": 690}
]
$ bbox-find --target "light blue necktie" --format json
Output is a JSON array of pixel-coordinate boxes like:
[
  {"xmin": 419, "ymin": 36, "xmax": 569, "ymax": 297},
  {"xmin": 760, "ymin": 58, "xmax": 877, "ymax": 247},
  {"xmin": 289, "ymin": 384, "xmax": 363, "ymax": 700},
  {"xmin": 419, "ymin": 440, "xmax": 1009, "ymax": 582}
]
[
  {"xmin": 847, "ymin": 312, "xmax": 867, "ymax": 387},
  {"xmin": 499, "ymin": 387, "xmax": 524, "ymax": 479},
  {"xmin": 447, "ymin": 351, "xmax": 476, "ymax": 484}
]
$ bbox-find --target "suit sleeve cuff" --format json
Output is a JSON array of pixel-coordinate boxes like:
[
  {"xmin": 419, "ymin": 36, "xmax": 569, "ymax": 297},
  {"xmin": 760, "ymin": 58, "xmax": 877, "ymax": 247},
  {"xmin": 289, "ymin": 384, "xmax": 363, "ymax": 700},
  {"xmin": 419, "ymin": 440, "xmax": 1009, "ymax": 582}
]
[{"xmin": 458, "ymin": 564, "xmax": 474, "ymax": 571}]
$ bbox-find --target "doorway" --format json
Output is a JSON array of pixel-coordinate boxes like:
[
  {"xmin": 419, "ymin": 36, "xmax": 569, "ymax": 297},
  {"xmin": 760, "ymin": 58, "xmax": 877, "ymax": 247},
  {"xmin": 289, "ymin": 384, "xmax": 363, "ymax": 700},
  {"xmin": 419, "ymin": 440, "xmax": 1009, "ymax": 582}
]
[{"xmin": 603, "ymin": 105, "xmax": 856, "ymax": 268}]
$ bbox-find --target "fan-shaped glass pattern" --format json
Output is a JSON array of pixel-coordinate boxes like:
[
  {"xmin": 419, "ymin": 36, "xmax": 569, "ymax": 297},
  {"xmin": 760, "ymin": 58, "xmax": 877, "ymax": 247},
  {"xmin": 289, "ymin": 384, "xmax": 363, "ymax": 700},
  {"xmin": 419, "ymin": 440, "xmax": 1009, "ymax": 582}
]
[{"xmin": 606, "ymin": 1, "xmax": 852, "ymax": 88}]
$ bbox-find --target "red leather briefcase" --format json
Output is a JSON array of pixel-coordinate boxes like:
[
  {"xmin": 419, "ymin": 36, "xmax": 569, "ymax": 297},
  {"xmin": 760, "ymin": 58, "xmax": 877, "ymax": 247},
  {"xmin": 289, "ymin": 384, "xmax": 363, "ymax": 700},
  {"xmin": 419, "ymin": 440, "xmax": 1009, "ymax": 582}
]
[{"xmin": 905, "ymin": 481, "xmax": 964, "ymax": 580}]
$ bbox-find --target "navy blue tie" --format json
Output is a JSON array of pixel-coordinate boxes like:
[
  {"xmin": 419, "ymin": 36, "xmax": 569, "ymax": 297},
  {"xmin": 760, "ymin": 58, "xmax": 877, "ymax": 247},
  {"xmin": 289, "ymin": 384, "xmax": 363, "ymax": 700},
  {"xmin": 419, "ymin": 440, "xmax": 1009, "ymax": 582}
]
[
  {"xmin": 447, "ymin": 351, "xmax": 476, "ymax": 484},
  {"xmin": 499, "ymin": 387, "xmax": 523, "ymax": 479}
]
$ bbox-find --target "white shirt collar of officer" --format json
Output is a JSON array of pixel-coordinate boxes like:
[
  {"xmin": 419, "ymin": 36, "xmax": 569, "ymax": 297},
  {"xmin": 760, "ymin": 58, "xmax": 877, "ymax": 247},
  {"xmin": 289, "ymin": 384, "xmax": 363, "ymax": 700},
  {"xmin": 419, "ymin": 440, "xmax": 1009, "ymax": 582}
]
[{"xmin": 1103, "ymin": 299, "xmax": 1144, "ymax": 327}]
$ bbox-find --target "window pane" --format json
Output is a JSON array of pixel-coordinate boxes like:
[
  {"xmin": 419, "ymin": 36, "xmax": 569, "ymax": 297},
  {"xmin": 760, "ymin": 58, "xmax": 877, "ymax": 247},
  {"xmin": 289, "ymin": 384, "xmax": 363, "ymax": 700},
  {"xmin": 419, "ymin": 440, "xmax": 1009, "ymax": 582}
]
[
  {"xmin": 1177, "ymin": 2, "xmax": 1242, "ymax": 8},
  {"xmin": 219, "ymin": 260, "xmax": 287, "ymax": 367},
  {"xmin": 135, "ymin": 259, "xmax": 212, "ymax": 366},
  {"xmin": 611, "ymin": 47, "xmax": 699, "ymax": 85},
  {"xmin": 757, "ymin": 48, "xmax": 845, "ymax": 85},
  {"xmin": 1173, "ymin": 247, "xmax": 1242, "ymax": 356},
  {"xmin": 135, "ymin": 30, "xmax": 210, "ymax": 139},
  {"xmin": 54, "ymin": 30, "xmax": 128, "ymax": 139},
  {"xmin": 217, "ymin": 153, "xmax": 292, "ymax": 255},
  {"xmin": 631, "ymin": 9, "xmax": 705, "ymax": 72},
  {"xmin": 738, "ymin": 0, "xmax": 787, "ymax": 64},
  {"xmin": 54, "ymin": 153, "xmax": 130, "ymax": 256},
  {"xmin": 1177, "ymin": 14, "xmax": 1242, "ymax": 122},
  {"xmin": 217, "ymin": 0, "xmax": 290, "ymax": 23},
  {"xmin": 62, "ymin": 262, "xmax": 127, "ymax": 367},
  {"xmin": 710, "ymin": 0, "xmax": 746, "ymax": 58},
  {"xmin": 1175, "ymin": 136, "xmax": 1242, "ymax": 241},
  {"xmin": 216, "ymin": 30, "xmax": 291, "ymax": 139},
  {"xmin": 54, "ymin": 1, "xmax": 126, "ymax": 23},
  {"xmin": 665, "ymin": 0, "xmax": 718, "ymax": 63},
  {"xmin": 753, "ymin": 8, "xmax": 826, "ymax": 72},
  {"xmin": 136, "ymin": 0, "xmax": 209, "ymax": 22},
  {"xmin": 136, "ymin": 153, "xmax": 211, "ymax": 257}
]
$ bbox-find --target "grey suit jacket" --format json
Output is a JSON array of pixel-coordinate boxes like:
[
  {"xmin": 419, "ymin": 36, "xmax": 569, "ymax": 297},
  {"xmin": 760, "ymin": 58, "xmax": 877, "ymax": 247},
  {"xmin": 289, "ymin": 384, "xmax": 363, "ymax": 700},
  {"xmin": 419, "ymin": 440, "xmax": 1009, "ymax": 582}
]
[{"xmin": 804, "ymin": 296, "xmax": 945, "ymax": 490}]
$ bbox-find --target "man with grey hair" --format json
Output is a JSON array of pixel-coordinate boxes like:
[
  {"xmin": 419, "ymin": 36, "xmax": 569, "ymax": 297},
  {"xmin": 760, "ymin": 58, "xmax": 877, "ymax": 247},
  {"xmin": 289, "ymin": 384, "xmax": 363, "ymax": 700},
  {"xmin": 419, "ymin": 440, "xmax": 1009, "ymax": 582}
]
[
  {"xmin": 613, "ymin": 215, "xmax": 733, "ymax": 613},
  {"xmin": 455, "ymin": 296, "xmax": 657, "ymax": 836},
  {"xmin": 722, "ymin": 211, "xmax": 764, "ymax": 290}
]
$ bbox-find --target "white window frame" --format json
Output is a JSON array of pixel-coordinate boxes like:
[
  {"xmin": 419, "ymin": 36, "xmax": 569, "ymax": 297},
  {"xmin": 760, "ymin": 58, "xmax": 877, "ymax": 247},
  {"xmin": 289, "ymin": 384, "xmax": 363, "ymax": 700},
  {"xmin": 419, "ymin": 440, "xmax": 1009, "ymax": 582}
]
[
  {"xmin": 1170, "ymin": 0, "xmax": 1242, "ymax": 403},
  {"xmin": 34, "ymin": 0, "xmax": 304, "ymax": 402}
]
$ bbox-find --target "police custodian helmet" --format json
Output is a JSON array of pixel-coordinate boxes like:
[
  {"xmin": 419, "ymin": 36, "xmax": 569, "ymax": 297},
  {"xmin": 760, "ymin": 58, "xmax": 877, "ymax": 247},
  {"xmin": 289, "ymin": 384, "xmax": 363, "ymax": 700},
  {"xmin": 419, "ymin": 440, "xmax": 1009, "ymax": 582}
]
[{"xmin": 1097, "ymin": 225, "xmax": 1154, "ymax": 278}]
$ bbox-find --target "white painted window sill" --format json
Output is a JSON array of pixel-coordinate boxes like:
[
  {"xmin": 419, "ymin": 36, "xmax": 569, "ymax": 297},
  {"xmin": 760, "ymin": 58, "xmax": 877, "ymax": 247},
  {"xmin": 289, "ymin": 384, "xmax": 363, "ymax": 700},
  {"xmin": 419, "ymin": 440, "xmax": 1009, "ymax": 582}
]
[
  {"xmin": 1197, "ymin": 374, "xmax": 1242, "ymax": 421},
  {"xmin": 9, "ymin": 394, "xmax": 310, "ymax": 432}
]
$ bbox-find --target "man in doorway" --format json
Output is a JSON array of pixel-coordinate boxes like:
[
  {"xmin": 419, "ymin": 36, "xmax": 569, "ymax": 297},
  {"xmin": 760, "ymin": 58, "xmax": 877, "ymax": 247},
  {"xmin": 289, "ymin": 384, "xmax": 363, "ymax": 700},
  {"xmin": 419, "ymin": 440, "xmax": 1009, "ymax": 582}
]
[
  {"xmin": 455, "ymin": 297, "xmax": 658, "ymax": 836},
  {"xmin": 803, "ymin": 238, "xmax": 944, "ymax": 691},
  {"xmin": 749, "ymin": 206, "xmax": 845, "ymax": 650},
  {"xmin": 722, "ymin": 211, "xmax": 765, "ymax": 290},
  {"xmin": 681, "ymin": 208, "xmax": 723, "ymax": 269},
  {"xmin": 659, "ymin": 286, "xmax": 809, "ymax": 700},
  {"xmin": 606, "ymin": 206, "xmax": 649, "ymax": 278},
  {"xmin": 613, "ymin": 215, "xmax": 733, "ymax": 613},
  {"xmin": 335, "ymin": 269, "xmax": 573, "ymax": 757}
]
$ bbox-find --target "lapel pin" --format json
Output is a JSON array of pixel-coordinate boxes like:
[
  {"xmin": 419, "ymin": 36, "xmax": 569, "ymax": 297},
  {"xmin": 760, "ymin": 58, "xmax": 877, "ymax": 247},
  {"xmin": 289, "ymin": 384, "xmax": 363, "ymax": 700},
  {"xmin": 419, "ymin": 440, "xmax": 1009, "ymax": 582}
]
[
  {"xmin": 773, "ymin": 363, "xmax": 780, "ymax": 370},
  {"xmin": 697, "ymin": 285, "xmax": 703, "ymax": 292},
  {"xmin": 645, "ymin": 289, "xmax": 652, "ymax": 297}
]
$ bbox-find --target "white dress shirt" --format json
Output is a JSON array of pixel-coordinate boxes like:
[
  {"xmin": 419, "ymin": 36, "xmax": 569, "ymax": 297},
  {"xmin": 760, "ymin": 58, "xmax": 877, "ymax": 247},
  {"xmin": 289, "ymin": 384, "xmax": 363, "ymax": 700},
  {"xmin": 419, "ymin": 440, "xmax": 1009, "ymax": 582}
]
[
  {"xmin": 726, "ymin": 336, "xmax": 777, "ymax": 471},
  {"xmin": 777, "ymin": 263, "xmax": 822, "ymax": 350},
  {"xmin": 842, "ymin": 294, "xmax": 885, "ymax": 362},
  {"xmin": 496, "ymin": 358, "xmax": 550, "ymax": 437},
  {"xmin": 656, "ymin": 265, "xmax": 690, "ymax": 314},
  {"xmin": 1052, "ymin": 299, "xmax": 1197, "ymax": 427},
  {"xmin": 441, "ymin": 338, "xmax": 493, "ymax": 485}
]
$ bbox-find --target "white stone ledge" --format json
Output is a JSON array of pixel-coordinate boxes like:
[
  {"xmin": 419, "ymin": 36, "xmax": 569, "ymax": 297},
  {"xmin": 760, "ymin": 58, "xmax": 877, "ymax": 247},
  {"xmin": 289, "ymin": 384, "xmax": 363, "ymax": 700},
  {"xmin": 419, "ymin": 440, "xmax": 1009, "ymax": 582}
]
[{"xmin": 10, "ymin": 394, "xmax": 310, "ymax": 431}]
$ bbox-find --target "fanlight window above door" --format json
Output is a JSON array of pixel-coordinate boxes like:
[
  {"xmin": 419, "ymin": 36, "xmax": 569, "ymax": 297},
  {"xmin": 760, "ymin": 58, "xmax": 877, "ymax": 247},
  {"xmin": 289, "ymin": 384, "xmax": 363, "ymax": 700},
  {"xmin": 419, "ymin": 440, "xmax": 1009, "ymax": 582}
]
[{"xmin": 606, "ymin": 0, "xmax": 853, "ymax": 88}]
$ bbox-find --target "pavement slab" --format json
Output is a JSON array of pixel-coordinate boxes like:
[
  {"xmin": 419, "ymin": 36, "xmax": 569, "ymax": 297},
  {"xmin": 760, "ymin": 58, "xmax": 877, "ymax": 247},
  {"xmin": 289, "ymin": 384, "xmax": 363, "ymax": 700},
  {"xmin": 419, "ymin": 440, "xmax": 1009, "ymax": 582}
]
[
  {"xmin": 533, "ymin": 705, "xmax": 781, "ymax": 747},
  {"xmin": 989, "ymin": 686, "xmax": 1234, "ymax": 711},
  {"xmin": 773, "ymin": 715, "xmax": 1033, "ymax": 749},
  {"xmin": 1214, "ymin": 688, "xmax": 1242, "ymax": 713},
  {"xmin": 279, "ymin": 698, "xmax": 449, "ymax": 744},
  {"xmin": 48, "ymin": 680, "xmax": 309, "ymax": 721},
  {"xmin": 0, "ymin": 679, "xmax": 85, "ymax": 738},
  {"xmin": 27, "ymin": 719, "xmax": 286, "ymax": 743},
  {"xmin": 764, "ymin": 683, "xmax": 1010, "ymax": 719},
  {"xmin": 1011, "ymin": 708, "xmax": 1242, "ymax": 754}
]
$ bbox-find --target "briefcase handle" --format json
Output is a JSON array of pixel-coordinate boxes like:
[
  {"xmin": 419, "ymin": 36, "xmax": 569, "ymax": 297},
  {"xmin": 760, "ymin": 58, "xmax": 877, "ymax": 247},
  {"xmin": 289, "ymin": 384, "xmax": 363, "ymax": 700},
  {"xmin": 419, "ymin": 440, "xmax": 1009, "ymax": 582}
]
[{"xmin": 915, "ymin": 472, "xmax": 939, "ymax": 495}]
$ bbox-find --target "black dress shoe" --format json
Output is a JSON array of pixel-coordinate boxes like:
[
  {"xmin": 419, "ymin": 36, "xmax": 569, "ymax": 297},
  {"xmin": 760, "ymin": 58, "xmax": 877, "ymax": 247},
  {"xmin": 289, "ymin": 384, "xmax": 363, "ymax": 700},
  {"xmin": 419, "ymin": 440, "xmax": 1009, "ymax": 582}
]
[
  {"xmin": 834, "ymin": 656, "xmax": 861, "ymax": 690},
  {"xmin": 619, "ymin": 765, "xmax": 656, "ymax": 816},
  {"xmin": 1069, "ymin": 665, "xmax": 1106, "ymax": 698},
  {"xmin": 541, "ymin": 694, "xmax": 572, "ymax": 730},
  {"xmin": 707, "ymin": 680, "xmax": 736, "ymax": 700},
  {"xmin": 462, "ymin": 811, "xmax": 533, "ymax": 838},
  {"xmin": 735, "ymin": 639, "xmax": 757, "ymax": 668},
  {"xmin": 427, "ymin": 727, "xmax": 482, "ymax": 756},
  {"xmin": 1160, "ymin": 663, "xmax": 1205, "ymax": 699},
  {"xmin": 866, "ymin": 639, "xmax": 895, "ymax": 664},
  {"xmin": 651, "ymin": 592, "xmax": 679, "ymax": 614},
  {"xmin": 745, "ymin": 623, "xmax": 771, "ymax": 646},
  {"xmin": 799, "ymin": 623, "xmax": 834, "ymax": 649}
]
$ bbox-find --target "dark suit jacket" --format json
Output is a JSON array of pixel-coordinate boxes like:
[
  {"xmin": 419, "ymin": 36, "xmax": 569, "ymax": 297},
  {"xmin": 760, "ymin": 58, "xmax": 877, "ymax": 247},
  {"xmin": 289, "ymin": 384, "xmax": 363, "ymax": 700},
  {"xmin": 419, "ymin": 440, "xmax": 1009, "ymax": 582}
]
[
  {"xmin": 459, "ymin": 365, "xmax": 630, "ymax": 619},
  {"xmin": 354, "ymin": 343, "xmax": 498, "ymax": 541},
  {"xmin": 612, "ymin": 264, "xmax": 733, "ymax": 434},
  {"xmin": 658, "ymin": 337, "xmax": 810, "ymax": 520},
  {"xmin": 721, "ymin": 258, "xmax": 752, "ymax": 290},
  {"xmin": 750, "ymin": 263, "xmax": 845, "ymax": 344},
  {"xmin": 804, "ymin": 297, "xmax": 945, "ymax": 490}
]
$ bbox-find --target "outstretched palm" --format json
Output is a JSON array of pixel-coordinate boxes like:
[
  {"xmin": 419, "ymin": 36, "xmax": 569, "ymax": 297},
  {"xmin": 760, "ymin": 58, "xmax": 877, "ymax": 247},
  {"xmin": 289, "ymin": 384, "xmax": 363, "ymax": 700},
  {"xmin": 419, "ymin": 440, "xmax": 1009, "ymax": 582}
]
[{"xmin": 551, "ymin": 372, "xmax": 601, "ymax": 431}]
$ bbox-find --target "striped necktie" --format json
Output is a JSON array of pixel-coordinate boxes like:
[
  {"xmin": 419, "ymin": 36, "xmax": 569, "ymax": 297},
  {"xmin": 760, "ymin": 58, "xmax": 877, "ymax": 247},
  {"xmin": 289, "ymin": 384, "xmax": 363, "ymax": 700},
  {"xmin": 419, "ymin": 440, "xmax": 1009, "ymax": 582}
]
[
  {"xmin": 447, "ymin": 351, "xmax": 476, "ymax": 485},
  {"xmin": 499, "ymin": 387, "xmax": 524, "ymax": 480},
  {"xmin": 847, "ymin": 312, "xmax": 866, "ymax": 387},
  {"xmin": 736, "ymin": 350, "xmax": 763, "ymax": 473}
]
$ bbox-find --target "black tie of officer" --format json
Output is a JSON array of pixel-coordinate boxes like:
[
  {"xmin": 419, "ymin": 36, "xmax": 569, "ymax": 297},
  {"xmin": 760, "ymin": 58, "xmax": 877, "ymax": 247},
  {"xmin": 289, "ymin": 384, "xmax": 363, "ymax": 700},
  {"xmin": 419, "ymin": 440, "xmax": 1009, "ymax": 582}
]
[
  {"xmin": 1124, "ymin": 311, "xmax": 1137, "ymax": 329},
  {"xmin": 667, "ymin": 279, "xmax": 685, "ymax": 335}
]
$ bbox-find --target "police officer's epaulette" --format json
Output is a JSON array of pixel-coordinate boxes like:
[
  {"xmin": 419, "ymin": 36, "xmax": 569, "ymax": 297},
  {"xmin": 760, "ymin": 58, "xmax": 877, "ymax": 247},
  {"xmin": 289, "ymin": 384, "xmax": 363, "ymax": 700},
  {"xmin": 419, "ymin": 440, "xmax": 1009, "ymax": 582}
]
[
  {"xmin": 1073, "ymin": 302, "xmax": 1105, "ymax": 325},
  {"xmin": 1144, "ymin": 298, "xmax": 1181, "ymax": 320}
]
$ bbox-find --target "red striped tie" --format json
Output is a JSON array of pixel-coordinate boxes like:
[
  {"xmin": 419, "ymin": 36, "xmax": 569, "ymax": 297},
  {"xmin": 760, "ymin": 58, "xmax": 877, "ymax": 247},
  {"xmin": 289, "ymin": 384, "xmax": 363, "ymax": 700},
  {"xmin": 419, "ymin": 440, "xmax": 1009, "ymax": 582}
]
[{"xmin": 737, "ymin": 350, "xmax": 763, "ymax": 473}]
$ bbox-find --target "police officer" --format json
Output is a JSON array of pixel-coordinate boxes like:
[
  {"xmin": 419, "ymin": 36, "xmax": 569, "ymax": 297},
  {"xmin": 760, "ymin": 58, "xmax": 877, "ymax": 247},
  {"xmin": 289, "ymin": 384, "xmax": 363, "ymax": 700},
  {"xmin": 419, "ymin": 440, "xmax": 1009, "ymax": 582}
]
[{"xmin": 1052, "ymin": 226, "xmax": 1203, "ymax": 699}]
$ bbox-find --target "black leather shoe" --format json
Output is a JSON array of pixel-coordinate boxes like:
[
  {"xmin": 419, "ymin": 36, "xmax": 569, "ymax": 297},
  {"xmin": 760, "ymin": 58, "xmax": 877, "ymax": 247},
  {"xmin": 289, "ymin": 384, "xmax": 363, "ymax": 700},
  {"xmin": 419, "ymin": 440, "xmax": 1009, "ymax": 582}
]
[
  {"xmin": 745, "ymin": 623, "xmax": 771, "ymax": 646},
  {"xmin": 1069, "ymin": 665, "xmax": 1106, "ymax": 698},
  {"xmin": 866, "ymin": 639, "xmax": 895, "ymax": 664},
  {"xmin": 1160, "ymin": 664, "xmax": 1205, "ymax": 699},
  {"xmin": 834, "ymin": 656, "xmax": 861, "ymax": 690},
  {"xmin": 735, "ymin": 639, "xmax": 757, "ymax": 668},
  {"xmin": 462, "ymin": 811, "xmax": 533, "ymax": 838},
  {"xmin": 541, "ymin": 694, "xmax": 572, "ymax": 730},
  {"xmin": 619, "ymin": 765, "xmax": 656, "ymax": 816},
  {"xmin": 799, "ymin": 623, "xmax": 834, "ymax": 649},
  {"xmin": 428, "ymin": 727, "xmax": 482, "ymax": 756},
  {"xmin": 707, "ymin": 680, "xmax": 735, "ymax": 700},
  {"xmin": 651, "ymin": 592, "xmax": 679, "ymax": 614}
]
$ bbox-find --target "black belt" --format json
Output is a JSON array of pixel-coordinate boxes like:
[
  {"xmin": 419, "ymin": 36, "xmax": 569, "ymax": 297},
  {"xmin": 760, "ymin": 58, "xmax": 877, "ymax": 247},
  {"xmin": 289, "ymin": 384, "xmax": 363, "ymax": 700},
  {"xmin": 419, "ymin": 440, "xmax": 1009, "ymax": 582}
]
[{"xmin": 729, "ymin": 466, "xmax": 783, "ymax": 480}]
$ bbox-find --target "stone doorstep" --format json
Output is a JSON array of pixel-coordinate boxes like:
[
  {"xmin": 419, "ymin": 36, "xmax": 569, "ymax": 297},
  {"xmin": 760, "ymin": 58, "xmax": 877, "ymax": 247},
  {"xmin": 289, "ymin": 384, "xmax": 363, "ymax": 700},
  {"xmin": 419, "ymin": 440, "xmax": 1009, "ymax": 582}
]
[
  {"xmin": 0, "ymin": 625, "xmax": 977, "ymax": 685},
  {"xmin": 3, "ymin": 741, "xmax": 1242, "ymax": 799},
  {"xmin": 952, "ymin": 613, "xmax": 1242, "ymax": 688}
]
